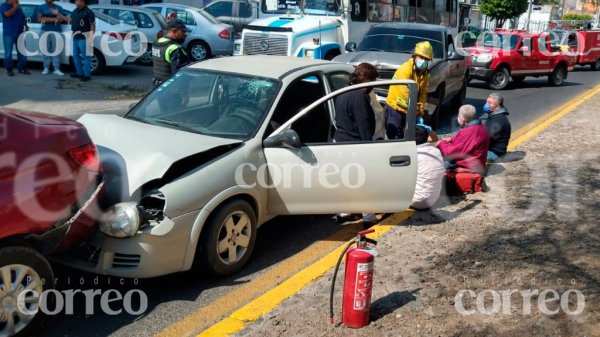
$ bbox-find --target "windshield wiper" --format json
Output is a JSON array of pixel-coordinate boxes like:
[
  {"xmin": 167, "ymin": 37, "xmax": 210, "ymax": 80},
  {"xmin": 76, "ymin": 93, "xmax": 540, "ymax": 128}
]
[{"xmin": 149, "ymin": 118, "xmax": 202, "ymax": 134}]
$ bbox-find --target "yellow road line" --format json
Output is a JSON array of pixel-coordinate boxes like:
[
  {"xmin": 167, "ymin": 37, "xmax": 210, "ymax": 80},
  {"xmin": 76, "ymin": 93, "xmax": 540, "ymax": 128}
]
[
  {"xmin": 162, "ymin": 82, "xmax": 600, "ymax": 337},
  {"xmin": 508, "ymin": 83, "xmax": 600, "ymax": 150},
  {"xmin": 155, "ymin": 220, "xmax": 366, "ymax": 337},
  {"xmin": 197, "ymin": 211, "xmax": 414, "ymax": 337}
]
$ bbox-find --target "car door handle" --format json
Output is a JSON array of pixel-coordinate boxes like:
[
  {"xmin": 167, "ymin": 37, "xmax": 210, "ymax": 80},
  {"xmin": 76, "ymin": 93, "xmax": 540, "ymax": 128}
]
[{"xmin": 389, "ymin": 155, "xmax": 411, "ymax": 167}]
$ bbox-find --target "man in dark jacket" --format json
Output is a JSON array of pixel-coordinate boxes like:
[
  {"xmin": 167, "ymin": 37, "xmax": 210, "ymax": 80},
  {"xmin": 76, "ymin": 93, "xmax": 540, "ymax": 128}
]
[
  {"xmin": 483, "ymin": 92, "xmax": 511, "ymax": 162},
  {"xmin": 152, "ymin": 18, "xmax": 190, "ymax": 86},
  {"xmin": 333, "ymin": 63, "xmax": 378, "ymax": 142}
]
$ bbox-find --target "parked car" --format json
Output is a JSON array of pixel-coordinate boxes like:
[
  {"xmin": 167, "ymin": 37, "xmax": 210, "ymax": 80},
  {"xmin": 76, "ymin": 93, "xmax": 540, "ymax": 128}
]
[
  {"xmin": 467, "ymin": 30, "xmax": 577, "ymax": 90},
  {"xmin": 545, "ymin": 29, "xmax": 600, "ymax": 70},
  {"xmin": 0, "ymin": 0, "xmax": 142, "ymax": 74},
  {"xmin": 0, "ymin": 108, "xmax": 104, "ymax": 337},
  {"xmin": 60, "ymin": 55, "xmax": 419, "ymax": 279},
  {"xmin": 334, "ymin": 23, "xmax": 470, "ymax": 129},
  {"xmin": 91, "ymin": 4, "xmax": 168, "ymax": 65},
  {"xmin": 141, "ymin": 3, "xmax": 233, "ymax": 61},
  {"xmin": 202, "ymin": 0, "xmax": 261, "ymax": 34}
]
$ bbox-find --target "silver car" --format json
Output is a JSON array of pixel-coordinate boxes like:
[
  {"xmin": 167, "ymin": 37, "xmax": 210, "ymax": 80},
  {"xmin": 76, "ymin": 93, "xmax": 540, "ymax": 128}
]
[
  {"xmin": 141, "ymin": 3, "xmax": 234, "ymax": 61},
  {"xmin": 66, "ymin": 56, "xmax": 418, "ymax": 278},
  {"xmin": 91, "ymin": 5, "xmax": 168, "ymax": 65}
]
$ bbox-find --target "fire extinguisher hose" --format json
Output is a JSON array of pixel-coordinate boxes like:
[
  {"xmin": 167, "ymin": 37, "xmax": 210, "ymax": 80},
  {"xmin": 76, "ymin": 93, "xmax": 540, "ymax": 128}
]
[{"xmin": 329, "ymin": 240, "xmax": 355, "ymax": 325}]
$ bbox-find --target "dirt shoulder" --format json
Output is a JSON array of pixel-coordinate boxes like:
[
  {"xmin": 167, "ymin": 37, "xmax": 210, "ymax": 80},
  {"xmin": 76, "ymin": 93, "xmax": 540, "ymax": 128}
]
[{"xmin": 234, "ymin": 93, "xmax": 600, "ymax": 337}]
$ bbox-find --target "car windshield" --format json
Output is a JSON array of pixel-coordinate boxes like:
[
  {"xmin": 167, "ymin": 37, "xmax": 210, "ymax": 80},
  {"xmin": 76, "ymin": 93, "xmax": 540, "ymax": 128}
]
[
  {"xmin": 477, "ymin": 33, "xmax": 520, "ymax": 50},
  {"xmin": 261, "ymin": 0, "xmax": 341, "ymax": 16},
  {"xmin": 126, "ymin": 69, "xmax": 279, "ymax": 140},
  {"xmin": 356, "ymin": 28, "xmax": 444, "ymax": 59}
]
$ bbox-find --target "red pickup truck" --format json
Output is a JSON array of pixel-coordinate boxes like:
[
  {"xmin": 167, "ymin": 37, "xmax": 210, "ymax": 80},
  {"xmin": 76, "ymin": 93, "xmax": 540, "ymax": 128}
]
[
  {"xmin": 546, "ymin": 29, "xmax": 600, "ymax": 70},
  {"xmin": 467, "ymin": 30, "xmax": 577, "ymax": 90}
]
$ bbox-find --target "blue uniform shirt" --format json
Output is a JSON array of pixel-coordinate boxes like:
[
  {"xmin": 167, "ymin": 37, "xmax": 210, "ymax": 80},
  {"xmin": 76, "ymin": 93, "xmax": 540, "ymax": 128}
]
[
  {"xmin": 0, "ymin": 2, "xmax": 26, "ymax": 38},
  {"xmin": 38, "ymin": 3, "xmax": 66, "ymax": 32}
]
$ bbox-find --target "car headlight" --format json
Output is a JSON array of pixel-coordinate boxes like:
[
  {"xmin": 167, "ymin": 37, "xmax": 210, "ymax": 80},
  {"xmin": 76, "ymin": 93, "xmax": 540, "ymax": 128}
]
[
  {"xmin": 99, "ymin": 202, "xmax": 140, "ymax": 238},
  {"xmin": 304, "ymin": 49, "xmax": 315, "ymax": 58},
  {"xmin": 475, "ymin": 54, "xmax": 492, "ymax": 63}
]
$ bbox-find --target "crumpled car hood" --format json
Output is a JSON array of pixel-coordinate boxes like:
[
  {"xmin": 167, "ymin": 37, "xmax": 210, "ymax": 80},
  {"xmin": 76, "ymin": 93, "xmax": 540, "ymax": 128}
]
[
  {"xmin": 334, "ymin": 51, "xmax": 441, "ymax": 70},
  {"xmin": 78, "ymin": 114, "xmax": 241, "ymax": 197}
]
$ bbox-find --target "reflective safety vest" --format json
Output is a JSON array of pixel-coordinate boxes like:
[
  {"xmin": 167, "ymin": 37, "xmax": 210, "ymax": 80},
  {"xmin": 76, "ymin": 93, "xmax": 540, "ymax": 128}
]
[
  {"xmin": 385, "ymin": 58, "xmax": 429, "ymax": 115},
  {"xmin": 152, "ymin": 37, "xmax": 188, "ymax": 83}
]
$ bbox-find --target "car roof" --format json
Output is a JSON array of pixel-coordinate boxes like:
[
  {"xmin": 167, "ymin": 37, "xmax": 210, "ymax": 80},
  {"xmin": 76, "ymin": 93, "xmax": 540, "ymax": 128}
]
[
  {"xmin": 89, "ymin": 4, "xmax": 158, "ymax": 13},
  {"xmin": 373, "ymin": 22, "xmax": 449, "ymax": 33},
  {"xmin": 142, "ymin": 3, "xmax": 199, "ymax": 10},
  {"xmin": 189, "ymin": 55, "xmax": 341, "ymax": 79}
]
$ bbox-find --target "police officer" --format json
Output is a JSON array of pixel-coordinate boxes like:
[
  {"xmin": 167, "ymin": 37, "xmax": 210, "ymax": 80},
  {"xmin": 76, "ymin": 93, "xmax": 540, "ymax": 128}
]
[
  {"xmin": 152, "ymin": 18, "xmax": 190, "ymax": 86},
  {"xmin": 385, "ymin": 41, "xmax": 433, "ymax": 139}
]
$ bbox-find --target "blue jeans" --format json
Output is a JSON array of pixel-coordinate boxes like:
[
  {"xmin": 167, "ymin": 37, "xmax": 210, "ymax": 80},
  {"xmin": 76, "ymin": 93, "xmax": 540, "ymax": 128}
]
[
  {"xmin": 42, "ymin": 31, "xmax": 62, "ymax": 70},
  {"xmin": 72, "ymin": 38, "xmax": 91, "ymax": 77},
  {"xmin": 385, "ymin": 104, "xmax": 406, "ymax": 139},
  {"xmin": 3, "ymin": 34, "xmax": 27, "ymax": 72},
  {"xmin": 487, "ymin": 151, "xmax": 501, "ymax": 162}
]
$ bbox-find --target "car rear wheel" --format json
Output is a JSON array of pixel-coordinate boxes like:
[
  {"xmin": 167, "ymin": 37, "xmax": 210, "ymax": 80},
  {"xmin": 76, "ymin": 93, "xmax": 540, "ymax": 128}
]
[
  {"xmin": 137, "ymin": 45, "xmax": 153, "ymax": 66},
  {"xmin": 188, "ymin": 41, "xmax": 211, "ymax": 62},
  {"xmin": 591, "ymin": 59, "xmax": 600, "ymax": 71},
  {"xmin": 548, "ymin": 65, "xmax": 566, "ymax": 86},
  {"xmin": 489, "ymin": 66, "xmax": 510, "ymax": 90},
  {"xmin": 90, "ymin": 49, "xmax": 106, "ymax": 75},
  {"xmin": 0, "ymin": 246, "xmax": 54, "ymax": 337},
  {"xmin": 197, "ymin": 199, "xmax": 257, "ymax": 276}
]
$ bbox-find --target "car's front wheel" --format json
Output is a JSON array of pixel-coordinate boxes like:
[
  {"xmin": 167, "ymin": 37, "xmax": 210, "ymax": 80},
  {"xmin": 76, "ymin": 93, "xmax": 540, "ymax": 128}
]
[
  {"xmin": 198, "ymin": 199, "xmax": 257, "ymax": 276},
  {"xmin": 0, "ymin": 246, "xmax": 55, "ymax": 337},
  {"xmin": 488, "ymin": 66, "xmax": 510, "ymax": 90},
  {"xmin": 137, "ymin": 45, "xmax": 153, "ymax": 66}
]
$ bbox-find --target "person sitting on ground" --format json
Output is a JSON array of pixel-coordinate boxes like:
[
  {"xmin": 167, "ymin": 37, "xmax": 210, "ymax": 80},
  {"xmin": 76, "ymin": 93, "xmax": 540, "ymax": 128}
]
[
  {"xmin": 437, "ymin": 104, "xmax": 490, "ymax": 175},
  {"xmin": 482, "ymin": 92, "xmax": 511, "ymax": 162},
  {"xmin": 411, "ymin": 126, "xmax": 445, "ymax": 210}
]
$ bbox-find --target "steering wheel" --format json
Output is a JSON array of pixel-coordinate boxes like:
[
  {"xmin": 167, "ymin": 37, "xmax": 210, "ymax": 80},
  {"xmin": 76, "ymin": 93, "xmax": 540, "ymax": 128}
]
[{"xmin": 225, "ymin": 107, "xmax": 259, "ymax": 128}]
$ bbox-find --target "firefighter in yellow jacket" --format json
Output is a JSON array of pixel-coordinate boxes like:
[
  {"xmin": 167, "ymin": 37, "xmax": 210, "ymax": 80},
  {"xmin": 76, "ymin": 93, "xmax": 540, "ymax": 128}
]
[{"xmin": 385, "ymin": 41, "xmax": 433, "ymax": 139}]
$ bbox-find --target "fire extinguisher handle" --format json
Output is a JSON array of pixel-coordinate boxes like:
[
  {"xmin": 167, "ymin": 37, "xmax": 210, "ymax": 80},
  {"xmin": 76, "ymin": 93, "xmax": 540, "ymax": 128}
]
[{"xmin": 365, "ymin": 238, "xmax": 377, "ymax": 245}]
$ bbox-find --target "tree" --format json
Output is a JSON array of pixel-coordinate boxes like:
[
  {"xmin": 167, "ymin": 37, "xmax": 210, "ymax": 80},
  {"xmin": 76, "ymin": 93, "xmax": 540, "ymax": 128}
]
[{"xmin": 480, "ymin": 0, "xmax": 529, "ymax": 28}]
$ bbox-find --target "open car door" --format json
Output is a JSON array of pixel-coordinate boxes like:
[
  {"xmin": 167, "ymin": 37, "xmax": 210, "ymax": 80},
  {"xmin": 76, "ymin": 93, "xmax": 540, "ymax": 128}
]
[{"xmin": 263, "ymin": 80, "xmax": 419, "ymax": 215}]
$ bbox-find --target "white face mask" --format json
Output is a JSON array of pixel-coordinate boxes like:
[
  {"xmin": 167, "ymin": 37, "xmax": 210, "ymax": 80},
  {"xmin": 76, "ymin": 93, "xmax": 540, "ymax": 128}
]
[{"xmin": 415, "ymin": 57, "xmax": 429, "ymax": 71}]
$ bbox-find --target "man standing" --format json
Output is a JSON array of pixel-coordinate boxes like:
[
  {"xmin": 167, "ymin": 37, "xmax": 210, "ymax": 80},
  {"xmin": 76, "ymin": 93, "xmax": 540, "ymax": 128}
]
[
  {"xmin": 1, "ymin": 0, "xmax": 29, "ymax": 76},
  {"xmin": 151, "ymin": 18, "xmax": 190, "ymax": 87},
  {"xmin": 69, "ymin": 0, "xmax": 95, "ymax": 82},
  {"xmin": 437, "ymin": 104, "xmax": 490, "ymax": 175},
  {"xmin": 38, "ymin": 0, "xmax": 66, "ymax": 75},
  {"xmin": 483, "ymin": 93, "xmax": 511, "ymax": 162},
  {"xmin": 385, "ymin": 41, "xmax": 433, "ymax": 139}
]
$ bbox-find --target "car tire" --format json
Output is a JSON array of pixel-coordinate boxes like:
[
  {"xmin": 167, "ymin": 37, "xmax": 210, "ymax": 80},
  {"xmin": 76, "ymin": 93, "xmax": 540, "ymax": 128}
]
[
  {"xmin": 548, "ymin": 65, "xmax": 566, "ymax": 86},
  {"xmin": 591, "ymin": 59, "xmax": 600, "ymax": 71},
  {"xmin": 137, "ymin": 45, "xmax": 153, "ymax": 66},
  {"xmin": 90, "ymin": 49, "xmax": 106, "ymax": 75},
  {"xmin": 511, "ymin": 76, "xmax": 526, "ymax": 87},
  {"xmin": 450, "ymin": 80, "xmax": 467, "ymax": 110},
  {"xmin": 488, "ymin": 66, "xmax": 510, "ymax": 90},
  {"xmin": 0, "ymin": 245, "xmax": 55, "ymax": 337},
  {"xmin": 197, "ymin": 199, "xmax": 257, "ymax": 276},
  {"xmin": 188, "ymin": 41, "xmax": 211, "ymax": 62}
]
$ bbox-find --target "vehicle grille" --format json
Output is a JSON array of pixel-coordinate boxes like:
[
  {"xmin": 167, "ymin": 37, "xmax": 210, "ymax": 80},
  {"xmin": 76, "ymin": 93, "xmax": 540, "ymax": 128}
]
[
  {"xmin": 243, "ymin": 33, "xmax": 288, "ymax": 56},
  {"xmin": 112, "ymin": 253, "xmax": 141, "ymax": 269}
]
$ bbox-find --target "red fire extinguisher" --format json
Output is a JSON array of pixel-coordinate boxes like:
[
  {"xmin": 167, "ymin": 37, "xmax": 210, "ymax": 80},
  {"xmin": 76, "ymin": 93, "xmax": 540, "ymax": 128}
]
[{"xmin": 329, "ymin": 229, "xmax": 378, "ymax": 328}]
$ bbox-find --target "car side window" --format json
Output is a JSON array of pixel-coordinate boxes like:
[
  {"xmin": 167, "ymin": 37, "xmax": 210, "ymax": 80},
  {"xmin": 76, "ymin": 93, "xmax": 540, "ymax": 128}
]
[
  {"xmin": 328, "ymin": 72, "xmax": 350, "ymax": 91},
  {"xmin": 168, "ymin": 8, "xmax": 195, "ymax": 25},
  {"xmin": 136, "ymin": 12, "xmax": 154, "ymax": 28},
  {"xmin": 239, "ymin": 2, "xmax": 252, "ymax": 18},
  {"xmin": 268, "ymin": 74, "xmax": 331, "ymax": 143},
  {"xmin": 206, "ymin": 1, "xmax": 233, "ymax": 17}
]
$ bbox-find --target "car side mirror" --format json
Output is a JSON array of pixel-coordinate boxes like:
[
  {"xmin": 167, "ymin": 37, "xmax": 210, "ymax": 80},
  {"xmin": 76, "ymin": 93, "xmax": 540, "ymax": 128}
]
[
  {"xmin": 263, "ymin": 129, "xmax": 302, "ymax": 149},
  {"xmin": 345, "ymin": 42, "xmax": 357, "ymax": 52}
]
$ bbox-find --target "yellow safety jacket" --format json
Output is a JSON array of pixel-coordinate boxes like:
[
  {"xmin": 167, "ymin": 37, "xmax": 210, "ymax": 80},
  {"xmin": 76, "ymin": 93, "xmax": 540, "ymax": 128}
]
[{"xmin": 385, "ymin": 58, "xmax": 429, "ymax": 116}]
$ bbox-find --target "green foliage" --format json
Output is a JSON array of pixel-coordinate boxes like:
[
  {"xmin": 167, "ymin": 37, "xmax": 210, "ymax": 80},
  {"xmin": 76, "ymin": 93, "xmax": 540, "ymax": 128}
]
[
  {"xmin": 560, "ymin": 13, "xmax": 593, "ymax": 29},
  {"xmin": 481, "ymin": 0, "xmax": 529, "ymax": 27},
  {"xmin": 561, "ymin": 13, "xmax": 593, "ymax": 20}
]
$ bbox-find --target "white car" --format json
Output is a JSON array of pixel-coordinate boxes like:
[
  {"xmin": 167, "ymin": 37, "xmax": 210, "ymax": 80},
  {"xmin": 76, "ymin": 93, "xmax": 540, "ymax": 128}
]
[
  {"xmin": 0, "ymin": 0, "xmax": 143, "ymax": 74},
  {"xmin": 62, "ymin": 56, "xmax": 419, "ymax": 279}
]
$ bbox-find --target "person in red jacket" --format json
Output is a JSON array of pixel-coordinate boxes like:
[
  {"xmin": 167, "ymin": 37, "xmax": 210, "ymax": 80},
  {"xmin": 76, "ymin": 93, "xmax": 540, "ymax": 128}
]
[{"xmin": 436, "ymin": 104, "xmax": 490, "ymax": 174}]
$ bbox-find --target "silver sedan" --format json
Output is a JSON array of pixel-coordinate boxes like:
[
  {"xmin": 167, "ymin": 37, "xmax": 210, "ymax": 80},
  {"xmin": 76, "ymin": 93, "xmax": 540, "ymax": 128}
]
[{"xmin": 64, "ymin": 56, "xmax": 419, "ymax": 278}]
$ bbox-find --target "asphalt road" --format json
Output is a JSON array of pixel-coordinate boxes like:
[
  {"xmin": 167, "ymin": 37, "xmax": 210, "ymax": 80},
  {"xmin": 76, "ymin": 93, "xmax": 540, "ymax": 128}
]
[{"xmin": 5, "ymin": 63, "xmax": 600, "ymax": 337}]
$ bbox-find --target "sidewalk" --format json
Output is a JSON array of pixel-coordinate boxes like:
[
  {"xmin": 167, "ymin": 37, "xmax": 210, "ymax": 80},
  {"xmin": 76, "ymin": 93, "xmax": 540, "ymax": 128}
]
[{"xmin": 232, "ymin": 92, "xmax": 600, "ymax": 337}]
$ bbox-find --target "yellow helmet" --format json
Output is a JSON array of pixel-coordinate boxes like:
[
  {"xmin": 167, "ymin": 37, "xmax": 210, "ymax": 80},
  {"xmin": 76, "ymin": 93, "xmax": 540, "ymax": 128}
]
[{"xmin": 414, "ymin": 41, "xmax": 433, "ymax": 60}]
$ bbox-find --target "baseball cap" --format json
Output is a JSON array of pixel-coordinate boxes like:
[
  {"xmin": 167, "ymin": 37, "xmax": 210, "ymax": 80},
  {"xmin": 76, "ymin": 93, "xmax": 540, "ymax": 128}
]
[{"xmin": 167, "ymin": 19, "xmax": 191, "ymax": 32}]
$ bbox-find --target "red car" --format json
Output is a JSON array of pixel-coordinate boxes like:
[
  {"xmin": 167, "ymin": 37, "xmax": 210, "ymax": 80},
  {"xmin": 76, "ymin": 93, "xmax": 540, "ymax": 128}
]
[{"xmin": 0, "ymin": 108, "xmax": 104, "ymax": 337}]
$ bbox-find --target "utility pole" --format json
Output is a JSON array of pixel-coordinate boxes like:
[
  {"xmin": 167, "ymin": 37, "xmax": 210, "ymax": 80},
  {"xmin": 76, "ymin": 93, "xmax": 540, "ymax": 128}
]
[{"xmin": 526, "ymin": 0, "xmax": 533, "ymax": 30}]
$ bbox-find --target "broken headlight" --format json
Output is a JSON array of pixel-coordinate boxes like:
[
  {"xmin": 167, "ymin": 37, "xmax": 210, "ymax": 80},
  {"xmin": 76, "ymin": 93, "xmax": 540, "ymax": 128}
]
[{"xmin": 99, "ymin": 202, "xmax": 140, "ymax": 238}]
